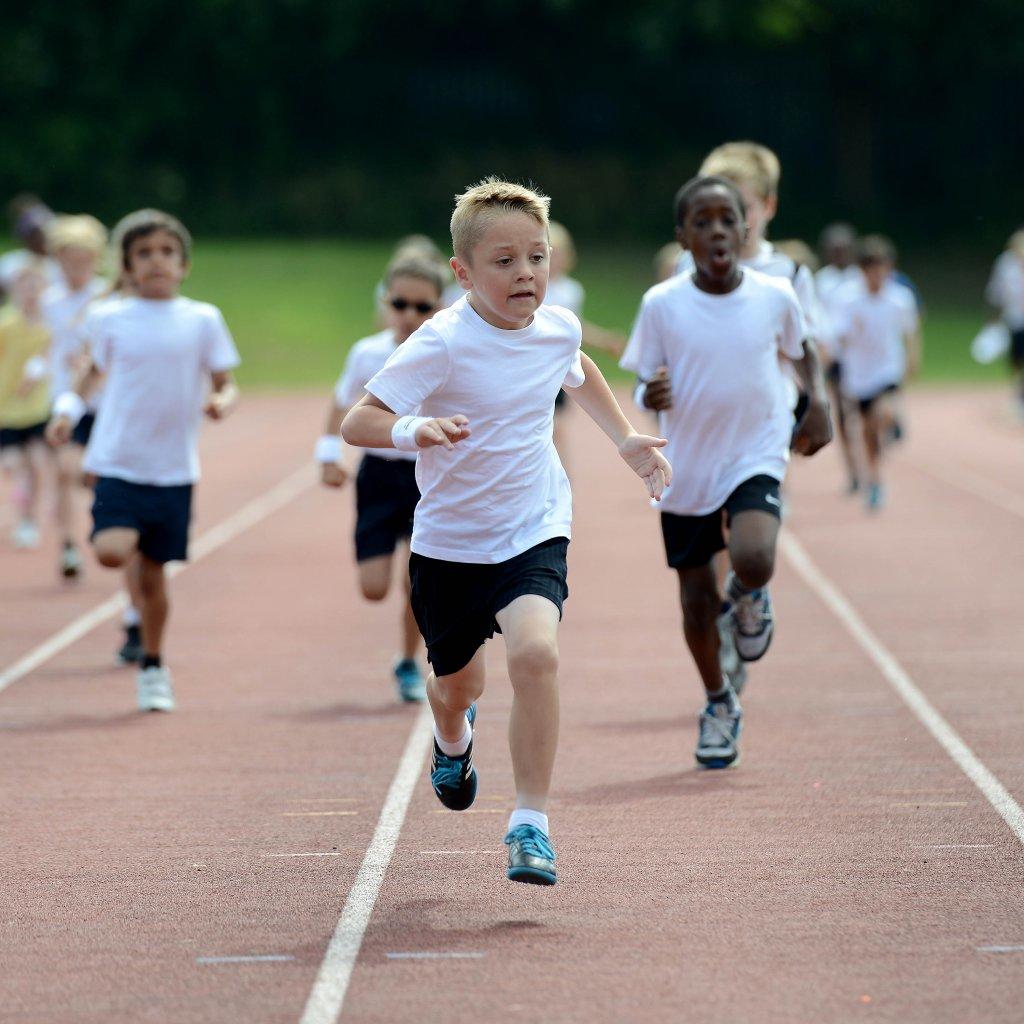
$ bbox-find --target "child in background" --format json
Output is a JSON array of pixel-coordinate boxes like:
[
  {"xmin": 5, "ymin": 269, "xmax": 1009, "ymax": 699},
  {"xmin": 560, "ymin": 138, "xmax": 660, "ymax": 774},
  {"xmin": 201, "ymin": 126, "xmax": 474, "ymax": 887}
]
[
  {"xmin": 318, "ymin": 256, "xmax": 447, "ymax": 702},
  {"xmin": 47, "ymin": 209, "xmax": 240, "ymax": 712},
  {"xmin": 831, "ymin": 235, "xmax": 920, "ymax": 511},
  {"xmin": 653, "ymin": 242, "xmax": 683, "ymax": 284},
  {"xmin": 0, "ymin": 196, "xmax": 62, "ymax": 297},
  {"xmin": 41, "ymin": 215, "xmax": 110, "ymax": 578},
  {"xmin": 627, "ymin": 176, "xmax": 831, "ymax": 769},
  {"xmin": 343, "ymin": 178, "xmax": 670, "ymax": 885},
  {"xmin": 0, "ymin": 264, "xmax": 53, "ymax": 549},
  {"xmin": 985, "ymin": 229, "xmax": 1024, "ymax": 418}
]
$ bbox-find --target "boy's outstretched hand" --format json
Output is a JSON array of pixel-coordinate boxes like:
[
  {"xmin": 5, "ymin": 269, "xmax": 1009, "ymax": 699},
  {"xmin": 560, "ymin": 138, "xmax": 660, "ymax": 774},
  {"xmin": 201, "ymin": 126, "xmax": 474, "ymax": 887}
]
[
  {"xmin": 619, "ymin": 433, "xmax": 673, "ymax": 500},
  {"xmin": 791, "ymin": 398, "xmax": 833, "ymax": 456},
  {"xmin": 416, "ymin": 414, "xmax": 471, "ymax": 451}
]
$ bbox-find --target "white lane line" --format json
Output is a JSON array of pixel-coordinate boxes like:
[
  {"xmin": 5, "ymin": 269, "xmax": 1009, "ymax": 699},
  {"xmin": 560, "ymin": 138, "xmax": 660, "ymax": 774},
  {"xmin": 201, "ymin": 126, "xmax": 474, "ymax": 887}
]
[
  {"xmin": 197, "ymin": 955, "xmax": 296, "ymax": 964},
  {"xmin": 385, "ymin": 952, "xmax": 485, "ymax": 961},
  {"xmin": 781, "ymin": 532, "xmax": 1024, "ymax": 849},
  {"xmin": 976, "ymin": 945, "xmax": 1024, "ymax": 954},
  {"xmin": 903, "ymin": 456, "xmax": 1024, "ymax": 520},
  {"xmin": 283, "ymin": 811, "xmax": 357, "ymax": 818},
  {"xmin": 913, "ymin": 844, "xmax": 995, "ymax": 850},
  {"xmin": 0, "ymin": 464, "xmax": 313, "ymax": 697},
  {"xmin": 263, "ymin": 852, "xmax": 344, "ymax": 858},
  {"xmin": 300, "ymin": 705, "xmax": 434, "ymax": 1024}
]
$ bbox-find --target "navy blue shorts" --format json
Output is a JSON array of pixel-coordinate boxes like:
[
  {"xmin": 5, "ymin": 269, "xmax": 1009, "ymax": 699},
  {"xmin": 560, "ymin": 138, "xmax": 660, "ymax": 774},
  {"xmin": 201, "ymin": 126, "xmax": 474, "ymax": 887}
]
[
  {"xmin": 355, "ymin": 455, "xmax": 419, "ymax": 562},
  {"xmin": 91, "ymin": 476, "xmax": 193, "ymax": 564},
  {"xmin": 661, "ymin": 475, "xmax": 781, "ymax": 570},
  {"xmin": 0, "ymin": 420, "xmax": 47, "ymax": 449},
  {"xmin": 409, "ymin": 537, "xmax": 569, "ymax": 677},
  {"xmin": 72, "ymin": 412, "xmax": 95, "ymax": 447}
]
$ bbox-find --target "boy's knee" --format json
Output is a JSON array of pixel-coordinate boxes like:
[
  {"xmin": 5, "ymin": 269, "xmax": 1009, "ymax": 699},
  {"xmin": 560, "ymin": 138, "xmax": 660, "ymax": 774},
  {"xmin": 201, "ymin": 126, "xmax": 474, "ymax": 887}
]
[
  {"xmin": 732, "ymin": 547, "xmax": 775, "ymax": 589},
  {"xmin": 360, "ymin": 582, "xmax": 388, "ymax": 602},
  {"xmin": 435, "ymin": 666, "xmax": 485, "ymax": 707},
  {"xmin": 507, "ymin": 635, "xmax": 559, "ymax": 684},
  {"xmin": 93, "ymin": 540, "xmax": 128, "ymax": 569}
]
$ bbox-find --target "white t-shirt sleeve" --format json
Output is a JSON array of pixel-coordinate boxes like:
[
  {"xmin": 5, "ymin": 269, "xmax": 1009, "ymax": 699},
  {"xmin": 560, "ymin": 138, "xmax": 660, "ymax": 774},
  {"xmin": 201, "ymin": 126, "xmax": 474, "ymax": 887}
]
[
  {"xmin": 559, "ymin": 309, "xmax": 585, "ymax": 389},
  {"xmin": 365, "ymin": 325, "xmax": 449, "ymax": 414},
  {"xmin": 334, "ymin": 345, "xmax": 369, "ymax": 408},
  {"xmin": 777, "ymin": 288, "xmax": 808, "ymax": 361},
  {"xmin": 203, "ymin": 307, "xmax": 241, "ymax": 372},
  {"xmin": 627, "ymin": 294, "xmax": 668, "ymax": 381},
  {"xmin": 82, "ymin": 309, "xmax": 112, "ymax": 373}
]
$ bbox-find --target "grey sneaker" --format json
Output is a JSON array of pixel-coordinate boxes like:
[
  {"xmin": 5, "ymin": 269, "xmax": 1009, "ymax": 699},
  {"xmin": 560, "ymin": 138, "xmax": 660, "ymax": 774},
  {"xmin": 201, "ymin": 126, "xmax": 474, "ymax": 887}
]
[
  {"xmin": 695, "ymin": 690, "xmax": 742, "ymax": 769},
  {"xmin": 136, "ymin": 666, "xmax": 175, "ymax": 712},
  {"xmin": 504, "ymin": 824, "xmax": 556, "ymax": 886},
  {"xmin": 717, "ymin": 606, "xmax": 747, "ymax": 694},
  {"xmin": 727, "ymin": 572, "xmax": 774, "ymax": 662}
]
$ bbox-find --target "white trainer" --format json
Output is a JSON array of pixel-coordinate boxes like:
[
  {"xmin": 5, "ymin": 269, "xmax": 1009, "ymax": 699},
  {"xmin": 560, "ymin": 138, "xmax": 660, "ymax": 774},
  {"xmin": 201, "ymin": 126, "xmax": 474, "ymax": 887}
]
[
  {"xmin": 136, "ymin": 666, "xmax": 176, "ymax": 712},
  {"xmin": 12, "ymin": 519, "xmax": 40, "ymax": 549},
  {"xmin": 726, "ymin": 572, "xmax": 775, "ymax": 662},
  {"xmin": 717, "ymin": 606, "xmax": 748, "ymax": 694},
  {"xmin": 60, "ymin": 543, "xmax": 84, "ymax": 579}
]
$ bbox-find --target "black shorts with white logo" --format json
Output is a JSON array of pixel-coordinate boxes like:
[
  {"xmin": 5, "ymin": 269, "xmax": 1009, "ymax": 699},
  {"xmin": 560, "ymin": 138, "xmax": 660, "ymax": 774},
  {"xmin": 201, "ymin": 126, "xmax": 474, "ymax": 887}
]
[
  {"xmin": 409, "ymin": 537, "xmax": 569, "ymax": 677},
  {"xmin": 660, "ymin": 474, "xmax": 782, "ymax": 570},
  {"xmin": 354, "ymin": 455, "xmax": 419, "ymax": 562},
  {"xmin": 91, "ymin": 476, "xmax": 193, "ymax": 564}
]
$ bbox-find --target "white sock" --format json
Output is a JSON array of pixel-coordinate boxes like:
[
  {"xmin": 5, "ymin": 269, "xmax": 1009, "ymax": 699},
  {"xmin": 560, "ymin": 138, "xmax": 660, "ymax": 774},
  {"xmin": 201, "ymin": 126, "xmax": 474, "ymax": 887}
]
[
  {"xmin": 122, "ymin": 606, "xmax": 141, "ymax": 628},
  {"xmin": 508, "ymin": 808, "xmax": 549, "ymax": 836},
  {"xmin": 434, "ymin": 718, "xmax": 471, "ymax": 757}
]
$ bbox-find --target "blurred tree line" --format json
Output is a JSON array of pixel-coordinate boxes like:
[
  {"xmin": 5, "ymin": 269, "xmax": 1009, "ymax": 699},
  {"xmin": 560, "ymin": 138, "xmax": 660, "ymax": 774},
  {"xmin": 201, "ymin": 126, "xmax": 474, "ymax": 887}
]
[{"xmin": 2, "ymin": 0, "xmax": 1021, "ymax": 246}]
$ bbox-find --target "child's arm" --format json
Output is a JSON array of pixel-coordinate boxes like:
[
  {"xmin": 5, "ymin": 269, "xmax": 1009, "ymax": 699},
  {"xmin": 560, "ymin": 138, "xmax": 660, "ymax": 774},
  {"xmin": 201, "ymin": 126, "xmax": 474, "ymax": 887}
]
[
  {"xmin": 786, "ymin": 339, "xmax": 833, "ymax": 456},
  {"xmin": 318, "ymin": 400, "xmax": 353, "ymax": 488},
  {"xmin": 342, "ymin": 393, "xmax": 470, "ymax": 452},
  {"xmin": 45, "ymin": 360, "xmax": 103, "ymax": 445},
  {"xmin": 568, "ymin": 353, "xmax": 672, "ymax": 499},
  {"xmin": 205, "ymin": 370, "xmax": 238, "ymax": 420},
  {"xmin": 904, "ymin": 326, "xmax": 923, "ymax": 379},
  {"xmin": 581, "ymin": 321, "xmax": 627, "ymax": 358}
]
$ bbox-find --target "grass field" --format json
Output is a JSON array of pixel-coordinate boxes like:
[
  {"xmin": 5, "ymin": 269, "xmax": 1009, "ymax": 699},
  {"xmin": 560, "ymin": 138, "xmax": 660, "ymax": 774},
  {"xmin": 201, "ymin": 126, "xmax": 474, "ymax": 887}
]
[{"xmin": 36, "ymin": 237, "xmax": 1006, "ymax": 390}]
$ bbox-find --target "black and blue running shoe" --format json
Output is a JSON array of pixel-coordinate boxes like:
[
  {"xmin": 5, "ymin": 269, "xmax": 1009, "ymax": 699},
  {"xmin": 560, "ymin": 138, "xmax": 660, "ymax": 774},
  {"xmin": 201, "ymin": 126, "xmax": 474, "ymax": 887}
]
[{"xmin": 430, "ymin": 704, "xmax": 478, "ymax": 811}]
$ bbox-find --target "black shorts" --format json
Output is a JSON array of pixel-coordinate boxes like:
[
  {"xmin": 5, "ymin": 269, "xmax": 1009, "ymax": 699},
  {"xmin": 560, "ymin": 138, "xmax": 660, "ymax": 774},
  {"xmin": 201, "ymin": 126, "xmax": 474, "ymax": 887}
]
[
  {"xmin": 661, "ymin": 474, "xmax": 781, "ymax": 570},
  {"xmin": 72, "ymin": 412, "xmax": 95, "ymax": 447},
  {"xmin": 0, "ymin": 420, "xmax": 47, "ymax": 449},
  {"xmin": 858, "ymin": 383, "xmax": 900, "ymax": 415},
  {"xmin": 826, "ymin": 361, "xmax": 843, "ymax": 388},
  {"xmin": 554, "ymin": 388, "xmax": 567, "ymax": 411},
  {"xmin": 1010, "ymin": 329, "xmax": 1024, "ymax": 370},
  {"xmin": 355, "ymin": 455, "xmax": 419, "ymax": 562},
  {"xmin": 409, "ymin": 537, "xmax": 569, "ymax": 677},
  {"xmin": 91, "ymin": 476, "xmax": 193, "ymax": 564}
]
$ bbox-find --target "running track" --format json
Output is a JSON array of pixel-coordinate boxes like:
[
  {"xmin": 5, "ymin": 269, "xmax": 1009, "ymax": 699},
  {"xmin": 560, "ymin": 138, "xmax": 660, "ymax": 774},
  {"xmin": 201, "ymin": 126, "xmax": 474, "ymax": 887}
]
[{"xmin": 1, "ymin": 388, "xmax": 1022, "ymax": 1023}]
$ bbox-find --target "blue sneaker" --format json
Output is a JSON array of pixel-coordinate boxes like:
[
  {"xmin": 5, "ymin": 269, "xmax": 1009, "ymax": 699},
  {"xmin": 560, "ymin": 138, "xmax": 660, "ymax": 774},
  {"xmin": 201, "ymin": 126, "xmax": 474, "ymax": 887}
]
[
  {"xmin": 695, "ymin": 690, "xmax": 742, "ymax": 769},
  {"xmin": 504, "ymin": 824, "xmax": 557, "ymax": 886},
  {"xmin": 393, "ymin": 658, "xmax": 426, "ymax": 702},
  {"xmin": 865, "ymin": 483, "xmax": 885, "ymax": 512},
  {"xmin": 430, "ymin": 704, "xmax": 478, "ymax": 811}
]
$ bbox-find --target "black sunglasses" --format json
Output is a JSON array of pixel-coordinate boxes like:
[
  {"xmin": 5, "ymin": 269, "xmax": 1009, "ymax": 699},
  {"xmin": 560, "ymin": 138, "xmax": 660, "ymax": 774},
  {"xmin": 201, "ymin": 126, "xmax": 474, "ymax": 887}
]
[{"xmin": 389, "ymin": 297, "xmax": 435, "ymax": 314}]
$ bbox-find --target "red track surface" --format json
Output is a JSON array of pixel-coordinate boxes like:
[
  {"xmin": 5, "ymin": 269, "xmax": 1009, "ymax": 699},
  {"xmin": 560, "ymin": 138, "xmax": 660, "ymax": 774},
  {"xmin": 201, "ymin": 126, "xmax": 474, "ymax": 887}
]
[{"xmin": 2, "ymin": 388, "xmax": 1023, "ymax": 1023}]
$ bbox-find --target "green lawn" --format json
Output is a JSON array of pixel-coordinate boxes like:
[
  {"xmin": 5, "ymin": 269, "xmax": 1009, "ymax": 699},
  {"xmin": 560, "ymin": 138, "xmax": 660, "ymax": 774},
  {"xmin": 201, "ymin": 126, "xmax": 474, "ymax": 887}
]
[{"xmin": 177, "ymin": 239, "xmax": 1004, "ymax": 389}]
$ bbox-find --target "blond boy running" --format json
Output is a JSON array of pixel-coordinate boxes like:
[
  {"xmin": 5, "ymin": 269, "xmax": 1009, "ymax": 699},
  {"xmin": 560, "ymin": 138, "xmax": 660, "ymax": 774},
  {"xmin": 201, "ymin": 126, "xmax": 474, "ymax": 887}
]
[{"xmin": 343, "ymin": 178, "xmax": 671, "ymax": 885}]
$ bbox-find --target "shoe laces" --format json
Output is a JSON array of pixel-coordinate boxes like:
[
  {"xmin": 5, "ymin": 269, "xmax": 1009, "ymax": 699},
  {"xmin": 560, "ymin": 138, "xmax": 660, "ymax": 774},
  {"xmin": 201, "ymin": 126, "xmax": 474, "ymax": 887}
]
[
  {"xmin": 504, "ymin": 824, "xmax": 555, "ymax": 862},
  {"xmin": 699, "ymin": 702, "xmax": 737, "ymax": 748},
  {"xmin": 432, "ymin": 751, "xmax": 468, "ymax": 790},
  {"xmin": 733, "ymin": 591, "xmax": 767, "ymax": 635}
]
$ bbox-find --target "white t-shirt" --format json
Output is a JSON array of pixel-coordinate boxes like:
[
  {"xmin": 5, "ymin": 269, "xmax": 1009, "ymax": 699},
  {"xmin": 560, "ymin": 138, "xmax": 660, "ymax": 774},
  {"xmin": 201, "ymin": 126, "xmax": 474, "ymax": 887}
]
[
  {"xmin": 986, "ymin": 251, "xmax": 1024, "ymax": 331},
  {"xmin": 365, "ymin": 295, "xmax": 585, "ymax": 564},
  {"xmin": 544, "ymin": 276, "xmax": 585, "ymax": 316},
  {"xmin": 82, "ymin": 296, "xmax": 240, "ymax": 485},
  {"xmin": 815, "ymin": 264, "xmax": 862, "ymax": 309},
  {"xmin": 831, "ymin": 278, "xmax": 918, "ymax": 400},
  {"xmin": 0, "ymin": 250, "xmax": 62, "ymax": 290},
  {"xmin": 334, "ymin": 329, "xmax": 416, "ymax": 462},
  {"xmin": 625, "ymin": 268, "xmax": 806, "ymax": 516},
  {"xmin": 41, "ymin": 278, "xmax": 109, "ymax": 398}
]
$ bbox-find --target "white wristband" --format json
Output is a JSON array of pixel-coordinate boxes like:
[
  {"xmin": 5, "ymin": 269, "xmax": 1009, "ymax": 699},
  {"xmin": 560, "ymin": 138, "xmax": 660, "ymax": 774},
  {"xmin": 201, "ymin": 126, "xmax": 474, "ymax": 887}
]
[
  {"xmin": 315, "ymin": 434, "xmax": 343, "ymax": 464},
  {"xmin": 392, "ymin": 415, "xmax": 429, "ymax": 452},
  {"xmin": 23, "ymin": 355, "xmax": 48, "ymax": 383},
  {"xmin": 53, "ymin": 391, "xmax": 86, "ymax": 427}
]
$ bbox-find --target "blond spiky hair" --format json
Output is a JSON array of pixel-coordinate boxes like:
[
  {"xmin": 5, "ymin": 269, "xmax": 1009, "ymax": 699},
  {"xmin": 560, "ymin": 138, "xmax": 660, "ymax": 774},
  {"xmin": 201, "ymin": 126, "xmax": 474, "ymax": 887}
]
[
  {"xmin": 699, "ymin": 141, "xmax": 781, "ymax": 200},
  {"xmin": 450, "ymin": 177, "xmax": 551, "ymax": 261}
]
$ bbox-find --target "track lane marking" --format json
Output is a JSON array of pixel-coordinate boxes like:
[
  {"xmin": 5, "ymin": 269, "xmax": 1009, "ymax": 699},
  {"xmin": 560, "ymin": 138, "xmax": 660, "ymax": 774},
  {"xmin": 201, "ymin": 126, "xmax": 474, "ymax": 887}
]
[
  {"xmin": 901, "ymin": 455, "xmax": 1024, "ymax": 520},
  {"xmin": 781, "ymin": 531, "xmax": 1024, "ymax": 849},
  {"xmin": 0, "ymin": 464, "xmax": 313, "ymax": 696},
  {"xmin": 299, "ymin": 705, "xmax": 433, "ymax": 1024}
]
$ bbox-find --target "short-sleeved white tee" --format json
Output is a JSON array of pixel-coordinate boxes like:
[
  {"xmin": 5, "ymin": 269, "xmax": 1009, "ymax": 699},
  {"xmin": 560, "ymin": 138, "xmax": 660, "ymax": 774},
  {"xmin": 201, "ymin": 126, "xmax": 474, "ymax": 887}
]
[
  {"xmin": 544, "ymin": 276, "xmax": 585, "ymax": 316},
  {"xmin": 0, "ymin": 250, "xmax": 62, "ymax": 290},
  {"xmin": 625, "ymin": 269, "xmax": 806, "ymax": 516},
  {"xmin": 334, "ymin": 329, "xmax": 415, "ymax": 462},
  {"xmin": 831, "ymin": 278, "xmax": 917, "ymax": 400},
  {"xmin": 986, "ymin": 251, "xmax": 1024, "ymax": 331},
  {"xmin": 365, "ymin": 296, "xmax": 585, "ymax": 564},
  {"xmin": 82, "ymin": 296, "xmax": 240, "ymax": 485},
  {"xmin": 41, "ymin": 278, "xmax": 108, "ymax": 398}
]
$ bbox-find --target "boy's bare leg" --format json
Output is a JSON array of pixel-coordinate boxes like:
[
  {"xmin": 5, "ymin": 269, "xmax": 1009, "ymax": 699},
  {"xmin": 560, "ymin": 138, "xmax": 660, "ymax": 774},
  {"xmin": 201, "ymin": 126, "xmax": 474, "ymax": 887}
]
[
  {"xmin": 125, "ymin": 554, "xmax": 144, "ymax": 612},
  {"xmin": 92, "ymin": 527, "xmax": 138, "ymax": 568},
  {"xmin": 862, "ymin": 413, "xmax": 881, "ymax": 488},
  {"xmin": 495, "ymin": 595, "xmax": 560, "ymax": 812},
  {"xmin": 727, "ymin": 510, "xmax": 779, "ymax": 591},
  {"xmin": 138, "ymin": 555, "xmax": 168, "ymax": 659},
  {"xmin": 357, "ymin": 554, "xmax": 392, "ymax": 602},
  {"xmin": 678, "ymin": 565, "xmax": 725, "ymax": 694},
  {"xmin": 54, "ymin": 445, "xmax": 80, "ymax": 545},
  {"xmin": 428, "ymin": 646, "xmax": 486, "ymax": 743}
]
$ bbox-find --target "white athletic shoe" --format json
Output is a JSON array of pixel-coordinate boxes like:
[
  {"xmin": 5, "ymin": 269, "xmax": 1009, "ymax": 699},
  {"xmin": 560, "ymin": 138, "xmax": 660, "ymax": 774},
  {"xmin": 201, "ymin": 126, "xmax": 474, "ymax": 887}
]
[
  {"xmin": 59, "ymin": 543, "xmax": 84, "ymax": 579},
  {"xmin": 136, "ymin": 666, "xmax": 176, "ymax": 712},
  {"xmin": 717, "ymin": 606, "xmax": 748, "ymax": 694},
  {"xmin": 727, "ymin": 572, "xmax": 775, "ymax": 662},
  {"xmin": 11, "ymin": 518, "xmax": 40, "ymax": 549}
]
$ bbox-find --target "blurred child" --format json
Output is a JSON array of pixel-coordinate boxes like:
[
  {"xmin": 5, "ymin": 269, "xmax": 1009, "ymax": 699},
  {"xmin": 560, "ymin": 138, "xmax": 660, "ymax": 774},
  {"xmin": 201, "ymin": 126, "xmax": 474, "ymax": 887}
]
[
  {"xmin": 985, "ymin": 228, "xmax": 1024, "ymax": 418},
  {"xmin": 317, "ymin": 256, "xmax": 447, "ymax": 702},
  {"xmin": 0, "ymin": 196, "xmax": 61, "ymax": 296},
  {"xmin": 343, "ymin": 178, "xmax": 670, "ymax": 885},
  {"xmin": 47, "ymin": 210, "xmax": 239, "ymax": 712},
  {"xmin": 627, "ymin": 176, "xmax": 830, "ymax": 768},
  {"xmin": 815, "ymin": 222, "xmax": 860, "ymax": 304},
  {"xmin": 41, "ymin": 215, "xmax": 109, "ymax": 578},
  {"xmin": 831, "ymin": 235, "xmax": 921, "ymax": 511},
  {"xmin": 0, "ymin": 264, "xmax": 53, "ymax": 548},
  {"xmin": 773, "ymin": 239, "xmax": 819, "ymax": 274},
  {"xmin": 653, "ymin": 242, "xmax": 683, "ymax": 284}
]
